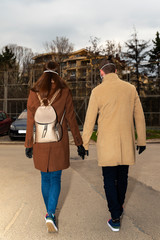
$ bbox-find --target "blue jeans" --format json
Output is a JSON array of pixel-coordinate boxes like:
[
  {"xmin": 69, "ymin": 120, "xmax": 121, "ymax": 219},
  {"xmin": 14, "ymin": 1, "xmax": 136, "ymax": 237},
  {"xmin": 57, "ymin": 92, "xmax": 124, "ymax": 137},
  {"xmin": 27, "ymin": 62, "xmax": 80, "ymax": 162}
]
[
  {"xmin": 102, "ymin": 165, "xmax": 129, "ymax": 220},
  {"xmin": 41, "ymin": 170, "xmax": 62, "ymax": 215}
]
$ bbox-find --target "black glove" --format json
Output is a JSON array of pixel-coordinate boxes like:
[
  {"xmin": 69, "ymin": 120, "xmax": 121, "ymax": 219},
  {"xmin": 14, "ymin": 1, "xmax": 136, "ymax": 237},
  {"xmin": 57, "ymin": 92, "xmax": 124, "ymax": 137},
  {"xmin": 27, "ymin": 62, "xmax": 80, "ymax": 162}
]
[
  {"xmin": 136, "ymin": 146, "xmax": 146, "ymax": 154},
  {"xmin": 85, "ymin": 150, "xmax": 89, "ymax": 156},
  {"xmin": 25, "ymin": 147, "xmax": 33, "ymax": 158},
  {"xmin": 77, "ymin": 145, "xmax": 86, "ymax": 160}
]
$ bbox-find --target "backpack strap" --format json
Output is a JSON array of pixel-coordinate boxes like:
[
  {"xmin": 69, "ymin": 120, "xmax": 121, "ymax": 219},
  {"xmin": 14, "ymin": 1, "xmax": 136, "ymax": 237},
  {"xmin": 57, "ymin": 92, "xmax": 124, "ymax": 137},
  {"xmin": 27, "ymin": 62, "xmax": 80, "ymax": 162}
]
[
  {"xmin": 60, "ymin": 110, "xmax": 66, "ymax": 125},
  {"xmin": 37, "ymin": 93, "xmax": 44, "ymax": 106},
  {"xmin": 48, "ymin": 89, "xmax": 60, "ymax": 106},
  {"xmin": 36, "ymin": 89, "xmax": 60, "ymax": 106}
]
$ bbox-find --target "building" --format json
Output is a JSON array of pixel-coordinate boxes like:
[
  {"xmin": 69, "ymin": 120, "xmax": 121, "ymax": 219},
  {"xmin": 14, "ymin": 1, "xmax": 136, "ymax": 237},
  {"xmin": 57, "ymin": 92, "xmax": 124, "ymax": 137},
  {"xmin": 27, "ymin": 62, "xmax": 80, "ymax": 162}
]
[
  {"xmin": 33, "ymin": 48, "xmax": 125, "ymax": 95},
  {"xmin": 32, "ymin": 49, "xmax": 126, "ymax": 125}
]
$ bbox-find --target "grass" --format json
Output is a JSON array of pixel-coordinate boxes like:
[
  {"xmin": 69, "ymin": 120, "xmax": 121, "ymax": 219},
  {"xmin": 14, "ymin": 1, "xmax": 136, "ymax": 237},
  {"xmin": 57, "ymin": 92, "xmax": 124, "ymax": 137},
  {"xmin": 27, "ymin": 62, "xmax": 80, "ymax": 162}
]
[
  {"xmin": 91, "ymin": 129, "xmax": 160, "ymax": 142},
  {"xmin": 146, "ymin": 129, "xmax": 160, "ymax": 139},
  {"xmin": 91, "ymin": 131, "xmax": 97, "ymax": 142}
]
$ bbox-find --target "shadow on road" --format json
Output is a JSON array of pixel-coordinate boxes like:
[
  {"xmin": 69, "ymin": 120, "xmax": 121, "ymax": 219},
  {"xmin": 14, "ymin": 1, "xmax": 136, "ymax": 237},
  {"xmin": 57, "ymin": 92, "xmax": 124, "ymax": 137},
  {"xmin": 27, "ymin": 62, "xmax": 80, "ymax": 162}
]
[{"xmin": 55, "ymin": 169, "xmax": 73, "ymax": 225}]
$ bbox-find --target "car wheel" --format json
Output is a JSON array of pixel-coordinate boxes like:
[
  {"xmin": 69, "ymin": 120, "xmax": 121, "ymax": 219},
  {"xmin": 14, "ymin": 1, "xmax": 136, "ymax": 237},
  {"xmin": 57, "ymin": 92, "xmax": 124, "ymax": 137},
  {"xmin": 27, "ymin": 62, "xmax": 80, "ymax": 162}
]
[
  {"xmin": 6, "ymin": 129, "xmax": 10, "ymax": 135},
  {"xmin": 9, "ymin": 135, "xmax": 15, "ymax": 141}
]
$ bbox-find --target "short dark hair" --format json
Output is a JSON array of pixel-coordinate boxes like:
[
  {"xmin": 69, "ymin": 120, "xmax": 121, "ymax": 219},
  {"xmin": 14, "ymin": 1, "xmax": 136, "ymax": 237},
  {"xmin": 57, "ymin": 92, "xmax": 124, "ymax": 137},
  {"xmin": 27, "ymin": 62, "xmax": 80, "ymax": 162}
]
[{"xmin": 99, "ymin": 56, "xmax": 116, "ymax": 74}]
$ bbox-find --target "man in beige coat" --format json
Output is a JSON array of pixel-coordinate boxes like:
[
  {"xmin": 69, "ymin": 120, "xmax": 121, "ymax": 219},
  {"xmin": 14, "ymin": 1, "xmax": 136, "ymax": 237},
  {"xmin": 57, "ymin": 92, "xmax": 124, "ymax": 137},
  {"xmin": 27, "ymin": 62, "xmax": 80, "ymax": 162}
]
[{"xmin": 82, "ymin": 58, "xmax": 146, "ymax": 232}]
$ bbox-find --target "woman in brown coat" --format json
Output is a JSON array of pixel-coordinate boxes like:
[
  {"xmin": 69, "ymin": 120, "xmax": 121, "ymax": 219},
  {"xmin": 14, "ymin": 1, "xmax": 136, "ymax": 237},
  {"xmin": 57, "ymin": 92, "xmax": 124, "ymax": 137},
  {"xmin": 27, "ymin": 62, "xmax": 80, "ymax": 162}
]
[{"xmin": 25, "ymin": 61, "xmax": 85, "ymax": 233}]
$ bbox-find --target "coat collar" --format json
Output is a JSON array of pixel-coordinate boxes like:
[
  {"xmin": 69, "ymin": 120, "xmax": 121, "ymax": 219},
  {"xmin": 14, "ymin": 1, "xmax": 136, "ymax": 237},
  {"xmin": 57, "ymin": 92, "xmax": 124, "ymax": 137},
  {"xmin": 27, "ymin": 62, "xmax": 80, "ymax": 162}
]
[{"xmin": 102, "ymin": 73, "xmax": 119, "ymax": 83}]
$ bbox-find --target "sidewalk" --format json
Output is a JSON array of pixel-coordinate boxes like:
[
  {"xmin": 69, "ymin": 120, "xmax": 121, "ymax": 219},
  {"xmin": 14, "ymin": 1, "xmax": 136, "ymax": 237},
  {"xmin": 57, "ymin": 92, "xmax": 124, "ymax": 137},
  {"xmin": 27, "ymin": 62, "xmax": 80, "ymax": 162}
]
[
  {"xmin": 0, "ymin": 143, "xmax": 160, "ymax": 240},
  {"xmin": 0, "ymin": 132, "xmax": 160, "ymax": 145}
]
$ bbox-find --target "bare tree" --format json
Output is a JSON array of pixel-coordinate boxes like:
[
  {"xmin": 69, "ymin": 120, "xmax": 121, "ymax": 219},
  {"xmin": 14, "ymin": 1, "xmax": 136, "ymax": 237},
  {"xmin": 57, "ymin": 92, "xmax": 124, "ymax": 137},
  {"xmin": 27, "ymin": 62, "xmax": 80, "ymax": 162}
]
[
  {"xmin": 103, "ymin": 40, "xmax": 122, "ymax": 57},
  {"xmin": 86, "ymin": 36, "xmax": 103, "ymax": 55},
  {"xmin": 6, "ymin": 44, "xmax": 34, "ymax": 74},
  {"xmin": 86, "ymin": 37, "xmax": 103, "ymax": 86},
  {"xmin": 44, "ymin": 36, "xmax": 74, "ymax": 62}
]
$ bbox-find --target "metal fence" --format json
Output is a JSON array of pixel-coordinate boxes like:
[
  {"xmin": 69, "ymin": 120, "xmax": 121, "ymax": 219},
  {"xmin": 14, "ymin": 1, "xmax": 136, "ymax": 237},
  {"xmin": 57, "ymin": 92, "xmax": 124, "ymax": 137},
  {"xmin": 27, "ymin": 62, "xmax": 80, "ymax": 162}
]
[
  {"xmin": 140, "ymin": 96, "xmax": 160, "ymax": 127},
  {"xmin": 0, "ymin": 70, "xmax": 160, "ymax": 127},
  {"xmin": 0, "ymin": 71, "xmax": 28, "ymax": 118}
]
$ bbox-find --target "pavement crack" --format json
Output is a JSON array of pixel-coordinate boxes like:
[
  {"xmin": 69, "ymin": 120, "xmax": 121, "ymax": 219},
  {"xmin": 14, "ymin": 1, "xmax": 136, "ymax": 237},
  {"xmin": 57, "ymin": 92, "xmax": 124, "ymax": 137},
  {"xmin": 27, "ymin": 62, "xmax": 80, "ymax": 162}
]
[
  {"xmin": 25, "ymin": 209, "xmax": 34, "ymax": 226},
  {"xmin": 3, "ymin": 202, "xmax": 25, "ymax": 235},
  {"xmin": 125, "ymin": 214, "xmax": 155, "ymax": 240},
  {"xmin": 129, "ymin": 176, "xmax": 160, "ymax": 194}
]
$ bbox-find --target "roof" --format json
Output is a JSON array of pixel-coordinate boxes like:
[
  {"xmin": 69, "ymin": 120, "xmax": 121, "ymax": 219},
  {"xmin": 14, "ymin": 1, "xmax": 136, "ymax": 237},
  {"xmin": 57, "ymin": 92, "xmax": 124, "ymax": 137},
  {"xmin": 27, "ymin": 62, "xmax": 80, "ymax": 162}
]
[
  {"xmin": 68, "ymin": 48, "xmax": 89, "ymax": 56},
  {"xmin": 32, "ymin": 48, "xmax": 89, "ymax": 60},
  {"xmin": 32, "ymin": 52, "xmax": 62, "ymax": 60},
  {"xmin": 63, "ymin": 56, "xmax": 88, "ymax": 62}
]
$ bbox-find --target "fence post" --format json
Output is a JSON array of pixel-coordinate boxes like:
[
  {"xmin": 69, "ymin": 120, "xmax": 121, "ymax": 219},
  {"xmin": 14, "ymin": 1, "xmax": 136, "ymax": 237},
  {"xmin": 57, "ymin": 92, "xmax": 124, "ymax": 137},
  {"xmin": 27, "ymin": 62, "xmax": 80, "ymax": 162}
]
[{"xmin": 3, "ymin": 71, "xmax": 8, "ymax": 113}]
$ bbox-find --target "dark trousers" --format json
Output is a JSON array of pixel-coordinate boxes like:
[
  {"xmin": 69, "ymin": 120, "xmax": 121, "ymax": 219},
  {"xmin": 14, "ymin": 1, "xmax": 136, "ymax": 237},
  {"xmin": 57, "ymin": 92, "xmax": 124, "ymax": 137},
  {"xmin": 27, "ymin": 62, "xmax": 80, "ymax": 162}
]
[{"xmin": 102, "ymin": 165, "xmax": 129, "ymax": 220}]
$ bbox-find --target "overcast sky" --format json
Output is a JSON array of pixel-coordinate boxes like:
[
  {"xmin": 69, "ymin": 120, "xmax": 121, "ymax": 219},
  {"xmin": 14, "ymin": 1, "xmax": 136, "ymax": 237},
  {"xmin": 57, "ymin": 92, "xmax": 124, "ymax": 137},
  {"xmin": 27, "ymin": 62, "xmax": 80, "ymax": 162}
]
[{"xmin": 0, "ymin": 0, "xmax": 159, "ymax": 54}]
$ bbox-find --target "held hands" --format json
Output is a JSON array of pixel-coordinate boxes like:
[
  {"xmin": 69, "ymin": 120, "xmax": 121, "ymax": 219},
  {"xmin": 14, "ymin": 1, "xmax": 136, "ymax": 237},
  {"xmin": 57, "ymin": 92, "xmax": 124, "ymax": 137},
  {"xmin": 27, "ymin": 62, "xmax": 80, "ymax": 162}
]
[
  {"xmin": 136, "ymin": 146, "xmax": 146, "ymax": 154},
  {"xmin": 85, "ymin": 150, "xmax": 89, "ymax": 156},
  {"xmin": 25, "ymin": 147, "xmax": 33, "ymax": 158},
  {"xmin": 77, "ymin": 145, "xmax": 89, "ymax": 160}
]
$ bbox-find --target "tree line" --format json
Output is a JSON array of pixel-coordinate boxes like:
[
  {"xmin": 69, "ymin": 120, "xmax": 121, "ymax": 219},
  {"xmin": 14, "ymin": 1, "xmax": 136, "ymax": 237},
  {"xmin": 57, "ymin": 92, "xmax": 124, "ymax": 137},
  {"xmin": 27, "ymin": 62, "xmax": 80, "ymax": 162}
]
[{"xmin": 0, "ymin": 30, "xmax": 160, "ymax": 81}]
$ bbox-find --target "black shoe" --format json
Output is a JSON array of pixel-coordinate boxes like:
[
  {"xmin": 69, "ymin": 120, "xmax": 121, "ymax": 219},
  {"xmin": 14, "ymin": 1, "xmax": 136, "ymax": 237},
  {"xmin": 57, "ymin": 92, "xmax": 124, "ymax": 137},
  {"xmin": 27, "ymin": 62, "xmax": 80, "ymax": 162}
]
[{"xmin": 107, "ymin": 218, "xmax": 120, "ymax": 232}]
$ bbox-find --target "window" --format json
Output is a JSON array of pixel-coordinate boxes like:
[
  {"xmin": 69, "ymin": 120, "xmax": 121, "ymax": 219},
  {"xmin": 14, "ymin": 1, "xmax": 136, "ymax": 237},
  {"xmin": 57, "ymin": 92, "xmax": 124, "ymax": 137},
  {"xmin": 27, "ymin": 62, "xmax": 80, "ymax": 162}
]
[
  {"xmin": 69, "ymin": 61, "xmax": 76, "ymax": 68},
  {"xmin": 18, "ymin": 111, "xmax": 27, "ymax": 119},
  {"xmin": 81, "ymin": 61, "xmax": 89, "ymax": 67},
  {"xmin": 2, "ymin": 112, "xmax": 7, "ymax": 119},
  {"xmin": 0, "ymin": 113, "xmax": 3, "ymax": 121}
]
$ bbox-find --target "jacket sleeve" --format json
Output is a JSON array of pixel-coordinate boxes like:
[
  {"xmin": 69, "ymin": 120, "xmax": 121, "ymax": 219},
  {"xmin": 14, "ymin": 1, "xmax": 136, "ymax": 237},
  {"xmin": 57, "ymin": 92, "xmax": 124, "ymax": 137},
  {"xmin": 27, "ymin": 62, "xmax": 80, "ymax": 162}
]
[
  {"xmin": 65, "ymin": 90, "xmax": 83, "ymax": 146},
  {"xmin": 25, "ymin": 91, "xmax": 35, "ymax": 148},
  {"xmin": 82, "ymin": 91, "xmax": 98, "ymax": 150},
  {"xmin": 133, "ymin": 89, "xmax": 146, "ymax": 146}
]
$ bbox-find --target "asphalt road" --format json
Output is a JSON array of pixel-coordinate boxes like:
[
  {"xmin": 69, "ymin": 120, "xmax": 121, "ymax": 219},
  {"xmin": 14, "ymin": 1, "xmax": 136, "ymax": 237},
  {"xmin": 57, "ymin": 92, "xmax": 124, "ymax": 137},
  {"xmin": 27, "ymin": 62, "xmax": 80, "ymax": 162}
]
[{"xmin": 0, "ymin": 141, "xmax": 160, "ymax": 240}]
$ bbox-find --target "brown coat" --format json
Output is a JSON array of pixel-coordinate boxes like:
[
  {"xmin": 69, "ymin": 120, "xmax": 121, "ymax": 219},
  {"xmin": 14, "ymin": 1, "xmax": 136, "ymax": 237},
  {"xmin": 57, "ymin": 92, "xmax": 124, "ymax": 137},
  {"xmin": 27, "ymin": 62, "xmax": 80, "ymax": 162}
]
[
  {"xmin": 25, "ymin": 87, "xmax": 82, "ymax": 172},
  {"xmin": 82, "ymin": 73, "xmax": 146, "ymax": 167}
]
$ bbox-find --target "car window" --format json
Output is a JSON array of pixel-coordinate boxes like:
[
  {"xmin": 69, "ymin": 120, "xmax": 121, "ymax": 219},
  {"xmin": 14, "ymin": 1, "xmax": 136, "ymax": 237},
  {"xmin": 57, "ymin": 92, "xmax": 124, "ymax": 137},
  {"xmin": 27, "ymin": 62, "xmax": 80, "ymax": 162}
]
[
  {"xmin": 0, "ymin": 113, "xmax": 3, "ymax": 121},
  {"xmin": 2, "ymin": 112, "xmax": 7, "ymax": 119},
  {"xmin": 18, "ymin": 111, "xmax": 27, "ymax": 119}
]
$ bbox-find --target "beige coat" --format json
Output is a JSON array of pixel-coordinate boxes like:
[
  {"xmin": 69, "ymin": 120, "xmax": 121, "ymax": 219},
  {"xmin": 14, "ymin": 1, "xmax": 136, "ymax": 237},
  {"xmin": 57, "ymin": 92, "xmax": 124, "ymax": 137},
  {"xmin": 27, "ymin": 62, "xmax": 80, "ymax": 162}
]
[{"xmin": 82, "ymin": 73, "xmax": 146, "ymax": 166}]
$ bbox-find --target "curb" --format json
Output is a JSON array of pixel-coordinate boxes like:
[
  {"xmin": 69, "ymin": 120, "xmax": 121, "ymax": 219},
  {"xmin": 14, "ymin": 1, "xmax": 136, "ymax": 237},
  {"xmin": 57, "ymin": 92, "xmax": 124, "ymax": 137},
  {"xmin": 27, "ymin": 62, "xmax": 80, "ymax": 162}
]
[
  {"xmin": 0, "ymin": 140, "xmax": 160, "ymax": 145},
  {"xmin": 0, "ymin": 141, "xmax": 25, "ymax": 145}
]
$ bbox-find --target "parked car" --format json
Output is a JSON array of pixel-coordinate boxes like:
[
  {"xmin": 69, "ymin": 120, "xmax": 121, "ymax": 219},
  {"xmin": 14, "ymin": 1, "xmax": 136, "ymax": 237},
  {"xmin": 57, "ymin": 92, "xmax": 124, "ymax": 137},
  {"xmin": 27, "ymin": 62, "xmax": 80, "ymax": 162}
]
[
  {"xmin": 9, "ymin": 109, "xmax": 27, "ymax": 140},
  {"xmin": 0, "ymin": 111, "xmax": 12, "ymax": 135}
]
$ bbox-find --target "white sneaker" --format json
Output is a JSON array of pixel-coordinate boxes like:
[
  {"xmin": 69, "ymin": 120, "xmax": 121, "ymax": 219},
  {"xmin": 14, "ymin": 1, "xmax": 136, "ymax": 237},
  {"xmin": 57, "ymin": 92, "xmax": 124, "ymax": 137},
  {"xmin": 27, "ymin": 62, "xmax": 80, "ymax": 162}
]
[{"xmin": 45, "ymin": 214, "xmax": 58, "ymax": 233}]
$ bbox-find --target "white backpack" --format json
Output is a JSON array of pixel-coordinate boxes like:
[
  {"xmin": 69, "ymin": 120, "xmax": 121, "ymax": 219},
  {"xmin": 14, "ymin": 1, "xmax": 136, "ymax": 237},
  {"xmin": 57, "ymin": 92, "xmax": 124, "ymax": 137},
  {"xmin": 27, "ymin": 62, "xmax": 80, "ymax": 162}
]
[{"xmin": 34, "ymin": 90, "xmax": 65, "ymax": 143}]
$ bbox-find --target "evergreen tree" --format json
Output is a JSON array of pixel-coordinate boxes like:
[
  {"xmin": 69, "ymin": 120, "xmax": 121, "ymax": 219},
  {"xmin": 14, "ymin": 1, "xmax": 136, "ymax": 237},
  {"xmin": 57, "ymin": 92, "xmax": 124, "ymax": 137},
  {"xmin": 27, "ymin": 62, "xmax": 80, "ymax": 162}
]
[
  {"xmin": 149, "ymin": 31, "xmax": 160, "ymax": 77},
  {"xmin": 0, "ymin": 46, "xmax": 16, "ymax": 70},
  {"xmin": 123, "ymin": 30, "xmax": 150, "ymax": 94}
]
